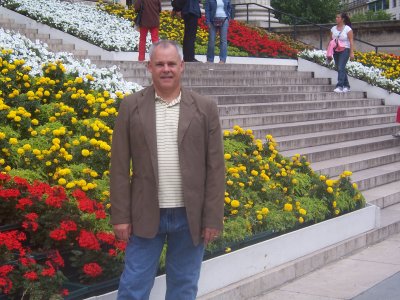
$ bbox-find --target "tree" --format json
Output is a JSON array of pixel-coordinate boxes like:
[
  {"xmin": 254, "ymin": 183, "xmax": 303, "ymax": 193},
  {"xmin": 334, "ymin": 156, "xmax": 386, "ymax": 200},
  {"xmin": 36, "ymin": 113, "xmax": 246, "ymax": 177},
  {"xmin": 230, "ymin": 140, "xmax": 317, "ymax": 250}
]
[{"xmin": 271, "ymin": 0, "xmax": 343, "ymax": 25}]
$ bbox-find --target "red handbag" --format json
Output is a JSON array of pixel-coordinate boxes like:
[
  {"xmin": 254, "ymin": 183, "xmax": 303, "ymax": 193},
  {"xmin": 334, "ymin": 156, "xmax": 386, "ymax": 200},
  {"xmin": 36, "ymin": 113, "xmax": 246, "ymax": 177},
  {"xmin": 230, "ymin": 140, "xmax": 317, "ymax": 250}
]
[{"xmin": 397, "ymin": 107, "xmax": 400, "ymax": 123}]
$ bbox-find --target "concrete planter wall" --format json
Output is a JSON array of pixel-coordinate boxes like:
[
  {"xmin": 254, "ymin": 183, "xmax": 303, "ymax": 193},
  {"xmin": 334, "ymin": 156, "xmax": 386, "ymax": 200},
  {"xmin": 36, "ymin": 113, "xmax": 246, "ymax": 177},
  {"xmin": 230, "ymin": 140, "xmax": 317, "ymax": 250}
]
[
  {"xmin": 298, "ymin": 57, "xmax": 400, "ymax": 106},
  {"xmin": 87, "ymin": 204, "xmax": 379, "ymax": 300}
]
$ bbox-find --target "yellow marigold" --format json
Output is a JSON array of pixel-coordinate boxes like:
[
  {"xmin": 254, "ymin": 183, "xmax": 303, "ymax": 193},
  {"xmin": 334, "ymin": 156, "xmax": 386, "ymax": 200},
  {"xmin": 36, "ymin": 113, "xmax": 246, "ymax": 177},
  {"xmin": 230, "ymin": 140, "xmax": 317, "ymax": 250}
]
[
  {"xmin": 224, "ymin": 197, "xmax": 231, "ymax": 204},
  {"xmin": 256, "ymin": 214, "xmax": 263, "ymax": 220},
  {"xmin": 319, "ymin": 175, "xmax": 326, "ymax": 181},
  {"xmin": 226, "ymin": 180, "xmax": 233, "ymax": 185},
  {"xmin": 332, "ymin": 201, "xmax": 337, "ymax": 208},
  {"xmin": 325, "ymin": 179, "xmax": 334, "ymax": 187},
  {"xmin": 283, "ymin": 203, "xmax": 293, "ymax": 211},
  {"xmin": 230, "ymin": 200, "xmax": 240, "ymax": 208},
  {"xmin": 327, "ymin": 187, "xmax": 334, "ymax": 193},
  {"xmin": 224, "ymin": 153, "xmax": 231, "ymax": 160},
  {"xmin": 299, "ymin": 208, "xmax": 307, "ymax": 215},
  {"xmin": 298, "ymin": 217, "xmax": 304, "ymax": 224},
  {"xmin": 81, "ymin": 149, "xmax": 90, "ymax": 157},
  {"xmin": 261, "ymin": 207, "xmax": 269, "ymax": 214},
  {"xmin": 250, "ymin": 170, "xmax": 258, "ymax": 176},
  {"xmin": 352, "ymin": 183, "xmax": 358, "ymax": 189}
]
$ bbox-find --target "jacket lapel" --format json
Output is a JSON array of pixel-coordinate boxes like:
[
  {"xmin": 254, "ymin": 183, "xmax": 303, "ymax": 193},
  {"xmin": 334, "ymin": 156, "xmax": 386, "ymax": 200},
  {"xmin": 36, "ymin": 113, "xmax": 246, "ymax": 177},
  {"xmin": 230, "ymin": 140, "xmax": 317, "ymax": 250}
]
[
  {"xmin": 137, "ymin": 86, "xmax": 159, "ymax": 184},
  {"xmin": 178, "ymin": 88, "xmax": 196, "ymax": 144}
]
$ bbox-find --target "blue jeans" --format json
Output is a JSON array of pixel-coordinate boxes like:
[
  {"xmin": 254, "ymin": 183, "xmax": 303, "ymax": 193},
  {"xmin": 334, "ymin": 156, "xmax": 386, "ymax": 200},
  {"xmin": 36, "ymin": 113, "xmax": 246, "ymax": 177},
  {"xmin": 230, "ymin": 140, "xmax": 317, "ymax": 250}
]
[
  {"xmin": 207, "ymin": 19, "xmax": 229, "ymax": 63},
  {"xmin": 117, "ymin": 207, "xmax": 205, "ymax": 300},
  {"xmin": 333, "ymin": 48, "xmax": 350, "ymax": 89}
]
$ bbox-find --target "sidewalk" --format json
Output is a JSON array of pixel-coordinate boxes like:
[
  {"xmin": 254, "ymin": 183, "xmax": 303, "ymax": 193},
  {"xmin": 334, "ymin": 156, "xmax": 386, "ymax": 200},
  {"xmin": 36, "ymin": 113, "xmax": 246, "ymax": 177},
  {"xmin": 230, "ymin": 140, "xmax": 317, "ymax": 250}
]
[{"xmin": 249, "ymin": 232, "xmax": 400, "ymax": 300}]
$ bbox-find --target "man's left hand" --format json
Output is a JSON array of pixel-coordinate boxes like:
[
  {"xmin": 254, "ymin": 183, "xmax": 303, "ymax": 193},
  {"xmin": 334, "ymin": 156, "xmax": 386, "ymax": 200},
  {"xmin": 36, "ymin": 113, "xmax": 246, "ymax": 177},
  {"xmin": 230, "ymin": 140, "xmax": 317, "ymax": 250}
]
[{"xmin": 202, "ymin": 228, "xmax": 221, "ymax": 246}]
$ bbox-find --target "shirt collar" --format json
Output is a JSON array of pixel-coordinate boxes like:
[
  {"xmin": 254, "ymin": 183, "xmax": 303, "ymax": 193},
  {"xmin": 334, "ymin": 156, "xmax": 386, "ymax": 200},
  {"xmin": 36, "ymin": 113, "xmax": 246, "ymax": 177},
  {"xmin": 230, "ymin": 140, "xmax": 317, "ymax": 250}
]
[{"xmin": 155, "ymin": 91, "xmax": 182, "ymax": 107}]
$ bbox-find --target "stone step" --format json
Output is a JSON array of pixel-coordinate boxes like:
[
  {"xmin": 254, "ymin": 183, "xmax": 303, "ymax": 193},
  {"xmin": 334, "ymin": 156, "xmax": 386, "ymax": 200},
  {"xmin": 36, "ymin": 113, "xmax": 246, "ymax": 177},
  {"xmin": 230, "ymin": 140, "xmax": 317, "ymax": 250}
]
[
  {"xmin": 362, "ymin": 181, "xmax": 400, "ymax": 208},
  {"xmin": 45, "ymin": 43, "xmax": 76, "ymax": 51},
  {"xmin": 115, "ymin": 68, "xmax": 314, "ymax": 79},
  {"xmin": 311, "ymin": 147, "xmax": 400, "ymax": 179},
  {"xmin": 4, "ymin": 27, "xmax": 38, "ymax": 34},
  {"xmin": 126, "ymin": 76, "xmax": 331, "ymax": 87},
  {"xmin": 217, "ymin": 98, "xmax": 381, "ymax": 115},
  {"xmin": 189, "ymin": 85, "xmax": 335, "ymax": 95},
  {"xmin": 220, "ymin": 107, "xmax": 396, "ymax": 129},
  {"xmin": 280, "ymin": 135, "xmax": 400, "ymax": 163},
  {"xmin": 243, "ymin": 114, "xmax": 396, "ymax": 138},
  {"xmin": 91, "ymin": 60, "xmax": 299, "ymax": 71},
  {"xmin": 0, "ymin": 22, "xmax": 27, "ymax": 30},
  {"xmin": 349, "ymin": 160, "xmax": 400, "ymax": 191},
  {"xmin": 21, "ymin": 32, "xmax": 51, "ymax": 40},
  {"xmin": 215, "ymin": 92, "xmax": 369, "ymax": 105},
  {"xmin": 276, "ymin": 123, "xmax": 399, "ymax": 151}
]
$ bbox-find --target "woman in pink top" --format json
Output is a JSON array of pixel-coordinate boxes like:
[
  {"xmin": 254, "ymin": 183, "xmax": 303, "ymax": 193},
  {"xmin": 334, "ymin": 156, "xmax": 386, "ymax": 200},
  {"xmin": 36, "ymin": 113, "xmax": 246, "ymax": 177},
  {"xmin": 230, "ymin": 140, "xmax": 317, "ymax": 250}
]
[{"xmin": 328, "ymin": 13, "xmax": 355, "ymax": 93}]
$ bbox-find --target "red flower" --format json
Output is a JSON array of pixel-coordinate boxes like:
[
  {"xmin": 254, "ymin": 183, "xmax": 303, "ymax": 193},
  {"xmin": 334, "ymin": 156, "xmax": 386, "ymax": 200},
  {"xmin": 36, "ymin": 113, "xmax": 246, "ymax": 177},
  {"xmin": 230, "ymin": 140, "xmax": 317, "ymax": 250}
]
[
  {"xmin": 60, "ymin": 220, "xmax": 77, "ymax": 232},
  {"xmin": 72, "ymin": 189, "xmax": 86, "ymax": 199},
  {"xmin": 77, "ymin": 198, "xmax": 96, "ymax": 213},
  {"xmin": 0, "ymin": 173, "xmax": 11, "ymax": 182},
  {"xmin": 41, "ymin": 265, "xmax": 56, "ymax": 277},
  {"xmin": 0, "ymin": 188, "xmax": 20, "ymax": 198},
  {"xmin": 61, "ymin": 289, "xmax": 69, "ymax": 296},
  {"xmin": 108, "ymin": 249, "xmax": 117, "ymax": 257},
  {"xmin": 49, "ymin": 229, "xmax": 67, "ymax": 241},
  {"xmin": 49, "ymin": 250, "xmax": 65, "ymax": 267},
  {"xmin": 0, "ymin": 277, "xmax": 12, "ymax": 294},
  {"xmin": 96, "ymin": 232, "xmax": 115, "ymax": 245},
  {"xmin": 83, "ymin": 263, "xmax": 102, "ymax": 278},
  {"xmin": 23, "ymin": 271, "xmax": 38, "ymax": 281},
  {"xmin": 16, "ymin": 197, "xmax": 34, "ymax": 210},
  {"xmin": 22, "ymin": 213, "xmax": 39, "ymax": 232},
  {"xmin": 45, "ymin": 195, "xmax": 64, "ymax": 208},
  {"xmin": 0, "ymin": 265, "xmax": 14, "ymax": 276},
  {"xmin": 0, "ymin": 230, "xmax": 26, "ymax": 251},
  {"xmin": 77, "ymin": 230, "xmax": 100, "ymax": 250},
  {"xmin": 24, "ymin": 212, "xmax": 39, "ymax": 221},
  {"xmin": 95, "ymin": 210, "xmax": 106, "ymax": 219},
  {"xmin": 114, "ymin": 240, "xmax": 127, "ymax": 252},
  {"xmin": 20, "ymin": 257, "xmax": 36, "ymax": 267},
  {"xmin": 13, "ymin": 176, "xmax": 29, "ymax": 187}
]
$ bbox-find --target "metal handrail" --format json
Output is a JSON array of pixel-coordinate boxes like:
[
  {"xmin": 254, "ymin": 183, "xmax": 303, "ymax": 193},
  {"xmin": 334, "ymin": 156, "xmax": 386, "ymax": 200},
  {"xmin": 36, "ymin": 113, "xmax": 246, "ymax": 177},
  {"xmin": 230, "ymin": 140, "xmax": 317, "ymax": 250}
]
[{"xmin": 231, "ymin": 2, "xmax": 400, "ymax": 53}]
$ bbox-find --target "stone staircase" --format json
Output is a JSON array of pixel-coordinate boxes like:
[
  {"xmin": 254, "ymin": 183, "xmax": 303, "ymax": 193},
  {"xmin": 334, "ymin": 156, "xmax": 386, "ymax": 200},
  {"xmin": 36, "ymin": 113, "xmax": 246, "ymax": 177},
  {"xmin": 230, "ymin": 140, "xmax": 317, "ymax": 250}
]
[{"xmin": 2, "ymin": 8, "xmax": 400, "ymax": 298}]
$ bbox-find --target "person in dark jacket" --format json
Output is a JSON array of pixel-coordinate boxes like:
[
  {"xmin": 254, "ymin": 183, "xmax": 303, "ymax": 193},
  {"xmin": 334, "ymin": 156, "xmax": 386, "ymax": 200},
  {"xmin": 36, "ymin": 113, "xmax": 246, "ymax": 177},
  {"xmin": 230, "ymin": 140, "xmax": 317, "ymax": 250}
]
[
  {"xmin": 180, "ymin": 0, "xmax": 201, "ymax": 62},
  {"xmin": 134, "ymin": 0, "xmax": 162, "ymax": 61}
]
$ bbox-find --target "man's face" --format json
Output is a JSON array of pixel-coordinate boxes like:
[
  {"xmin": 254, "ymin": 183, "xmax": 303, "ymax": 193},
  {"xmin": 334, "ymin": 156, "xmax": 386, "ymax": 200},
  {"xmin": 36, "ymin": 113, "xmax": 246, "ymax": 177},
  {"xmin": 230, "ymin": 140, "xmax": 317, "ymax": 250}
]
[{"xmin": 147, "ymin": 45, "xmax": 184, "ymax": 92}]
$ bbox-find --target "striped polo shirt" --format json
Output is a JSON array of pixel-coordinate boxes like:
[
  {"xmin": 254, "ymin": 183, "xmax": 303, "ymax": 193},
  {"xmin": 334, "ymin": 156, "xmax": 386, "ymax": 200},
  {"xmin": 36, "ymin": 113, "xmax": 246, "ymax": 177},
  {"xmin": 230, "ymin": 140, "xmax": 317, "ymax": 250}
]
[{"xmin": 155, "ymin": 92, "xmax": 185, "ymax": 208}]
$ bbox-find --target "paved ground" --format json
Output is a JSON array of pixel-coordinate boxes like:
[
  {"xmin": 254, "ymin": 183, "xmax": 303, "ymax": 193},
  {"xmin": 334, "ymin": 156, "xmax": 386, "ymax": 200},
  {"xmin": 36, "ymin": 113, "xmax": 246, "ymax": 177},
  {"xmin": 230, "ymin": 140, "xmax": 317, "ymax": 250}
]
[{"xmin": 248, "ymin": 232, "xmax": 400, "ymax": 300}]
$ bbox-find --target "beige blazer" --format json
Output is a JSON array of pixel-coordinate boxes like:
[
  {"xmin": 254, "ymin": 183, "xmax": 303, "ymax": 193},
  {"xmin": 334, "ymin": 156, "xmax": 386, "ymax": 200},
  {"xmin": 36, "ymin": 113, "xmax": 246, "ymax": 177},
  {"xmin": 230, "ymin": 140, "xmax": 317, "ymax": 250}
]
[{"xmin": 110, "ymin": 86, "xmax": 225, "ymax": 245}]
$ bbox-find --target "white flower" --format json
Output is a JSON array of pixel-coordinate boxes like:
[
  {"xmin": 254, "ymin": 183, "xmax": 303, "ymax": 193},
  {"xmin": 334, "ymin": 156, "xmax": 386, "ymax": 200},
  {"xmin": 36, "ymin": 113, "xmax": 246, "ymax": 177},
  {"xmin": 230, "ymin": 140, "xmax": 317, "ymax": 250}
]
[
  {"xmin": 0, "ymin": 27, "xmax": 143, "ymax": 97},
  {"xmin": 3, "ymin": 0, "xmax": 152, "ymax": 51},
  {"xmin": 298, "ymin": 49, "xmax": 400, "ymax": 94}
]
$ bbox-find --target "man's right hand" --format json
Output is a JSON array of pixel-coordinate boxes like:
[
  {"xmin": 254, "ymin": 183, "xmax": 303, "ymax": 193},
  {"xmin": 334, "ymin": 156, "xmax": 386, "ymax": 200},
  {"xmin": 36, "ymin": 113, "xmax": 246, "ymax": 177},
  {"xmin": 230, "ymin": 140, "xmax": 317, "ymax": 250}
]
[{"xmin": 113, "ymin": 223, "xmax": 132, "ymax": 242}]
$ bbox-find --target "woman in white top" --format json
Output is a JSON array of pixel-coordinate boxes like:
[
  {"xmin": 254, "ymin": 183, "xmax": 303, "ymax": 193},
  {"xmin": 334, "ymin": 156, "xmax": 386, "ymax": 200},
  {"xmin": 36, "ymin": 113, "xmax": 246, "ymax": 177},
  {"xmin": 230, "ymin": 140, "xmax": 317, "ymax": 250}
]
[{"xmin": 330, "ymin": 12, "xmax": 354, "ymax": 93}]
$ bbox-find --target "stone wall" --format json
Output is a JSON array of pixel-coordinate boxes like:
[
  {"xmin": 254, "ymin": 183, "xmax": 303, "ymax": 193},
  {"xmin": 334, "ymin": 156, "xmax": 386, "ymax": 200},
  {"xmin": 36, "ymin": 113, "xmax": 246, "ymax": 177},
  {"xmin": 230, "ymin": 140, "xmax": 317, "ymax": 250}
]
[{"xmin": 269, "ymin": 20, "xmax": 400, "ymax": 55}]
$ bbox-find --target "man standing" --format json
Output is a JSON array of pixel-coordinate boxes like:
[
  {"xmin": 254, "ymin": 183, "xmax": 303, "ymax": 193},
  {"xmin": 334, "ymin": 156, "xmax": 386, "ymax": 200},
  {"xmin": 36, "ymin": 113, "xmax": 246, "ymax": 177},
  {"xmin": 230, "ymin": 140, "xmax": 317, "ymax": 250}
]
[
  {"xmin": 110, "ymin": 40, "xmax": 225, "ymax": 300},
  {"xmin": 181, "ymin": 0, "xmax": 201, "ymax": 62}
]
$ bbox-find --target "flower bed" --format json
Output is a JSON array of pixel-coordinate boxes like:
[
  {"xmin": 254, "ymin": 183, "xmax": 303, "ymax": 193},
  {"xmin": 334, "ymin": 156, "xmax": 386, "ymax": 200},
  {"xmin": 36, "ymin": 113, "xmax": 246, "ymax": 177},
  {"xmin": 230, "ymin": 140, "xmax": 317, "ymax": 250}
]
[
  {"xmin": 0, "ymin": 17, "xmax": 366, "ymax": 299},
  {"xmin": 1, "ymin": 0, "xmax": 300, "ymax": 58},
  {"xmin": 298, "ymin": 49, "xmax": 400, "ymax": 94}
]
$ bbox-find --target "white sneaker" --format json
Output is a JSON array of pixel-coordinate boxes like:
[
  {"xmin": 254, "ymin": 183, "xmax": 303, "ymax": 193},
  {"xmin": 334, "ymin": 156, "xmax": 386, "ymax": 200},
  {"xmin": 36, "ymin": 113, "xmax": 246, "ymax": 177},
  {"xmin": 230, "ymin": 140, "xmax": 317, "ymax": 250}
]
[
  {"xmin": 342, "ymin": 87, "xmax": 350, "ymax": 93},
  {"xmin": 333, "ymin": 87, "xmax": 343, "ymax": 93}
]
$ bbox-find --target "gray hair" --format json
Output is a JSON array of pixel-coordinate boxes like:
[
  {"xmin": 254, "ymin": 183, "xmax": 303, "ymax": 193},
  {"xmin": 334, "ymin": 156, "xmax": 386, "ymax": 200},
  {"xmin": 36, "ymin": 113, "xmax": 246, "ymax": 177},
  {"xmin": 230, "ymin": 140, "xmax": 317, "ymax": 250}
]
[{"xmin": 148, "ymin": 40, "xmax": 183, "ymax": 61}]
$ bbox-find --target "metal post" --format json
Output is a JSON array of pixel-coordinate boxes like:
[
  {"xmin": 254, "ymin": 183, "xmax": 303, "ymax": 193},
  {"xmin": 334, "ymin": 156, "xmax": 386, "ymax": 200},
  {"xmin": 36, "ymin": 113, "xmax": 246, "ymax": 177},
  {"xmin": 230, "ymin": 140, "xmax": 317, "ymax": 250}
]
[
  {"xmin": 268, "ymin": 8, "xmax": 271, "ymax": 31},
  {"xmin": 246, "ymin": 4, "xmax": 249, "ymax": 24}
]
